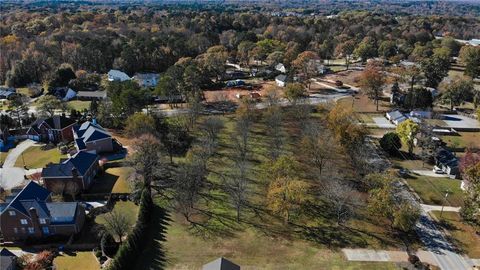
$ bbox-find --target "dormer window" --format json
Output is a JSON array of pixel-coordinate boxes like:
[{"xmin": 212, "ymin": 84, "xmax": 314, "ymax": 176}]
[
  {"xmin": 8, "ymin": 210, "xmax": 16, "ymax": 216},
  {"xmin": 39, "ymin": 218, "xmax": 47, "ymax": 224},
  {"xmin": 20, "ymin": 219, "xmax": 28, "ymax": 225}
]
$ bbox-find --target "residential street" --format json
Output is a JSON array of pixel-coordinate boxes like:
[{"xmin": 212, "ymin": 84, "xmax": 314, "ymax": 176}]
[{"xmin": 394, "ymin": 181, "xmax": 474, "ymax": 270}]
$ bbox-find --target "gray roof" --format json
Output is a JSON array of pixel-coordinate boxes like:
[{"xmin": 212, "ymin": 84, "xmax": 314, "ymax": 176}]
[
  {"xmin": 76, "ymin": 91, "xmax": 107, "ymax": 98},
  {"xmin": 46, "ymin": 202, "xmax": 78, "ymax": 224},
  {"xmin": 387, "ymin": 110, "xmax": 405, "ymax": 120},
  {"xmin": 41, "ymin": 151, "xmax": 98, "ymax": 178},
  {"xmin": 203, "ymin": 257, "xmax": 240, "ymax": 270},
  {"xmin": 275, "ymin": 74, "xmax": 287, "ymax": 82},
  {"xmin": 0, "ymin": 248, "xmax": 17, "ymax": 270}
]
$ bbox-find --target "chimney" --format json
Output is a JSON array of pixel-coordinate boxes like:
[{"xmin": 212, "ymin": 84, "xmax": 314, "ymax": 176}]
[
  {"xmin": 92, "ymin": 118, "xmax": 97, "ymax": 125},
  {"xmin": 28, "ymin": 207, "xmax": 42, "ymax": 236},
  {"xmin": 71, "ymin": 167, "xmax": 78, "ymax": 179}
]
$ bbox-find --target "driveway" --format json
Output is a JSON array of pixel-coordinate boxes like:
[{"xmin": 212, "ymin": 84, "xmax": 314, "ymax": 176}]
[
  {"xmin": 411, "ymin": 170, "xmax": 452, "ymax": 178},
  {"xmin": 421, "ymin": 204, "xmax": 460, "ymax": 213},
  {"xmin": 3, "ymin": 139, "xmax": 36, "ymax": 168},
  {"xmin": 0, "ymin": 139, "xmax": 36, "ymax": 190},
  {"xmin": 441, "ymin": 114, "xmax": 480, "ymax": 130}
]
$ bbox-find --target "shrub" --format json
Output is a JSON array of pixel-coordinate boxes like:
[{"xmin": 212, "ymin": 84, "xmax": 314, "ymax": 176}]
[
  {"xmin": 379, "ymin": 132, "xmax": 402, "ymax": 155},
  {"xmin": 408, "ymin": 254, "xmax": 420, "ymax": 265}
]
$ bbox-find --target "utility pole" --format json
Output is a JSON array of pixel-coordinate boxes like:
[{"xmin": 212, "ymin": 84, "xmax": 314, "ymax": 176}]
[{"xmin": 440, "ymin": 191, "xmax": 450, "ymax": 218}]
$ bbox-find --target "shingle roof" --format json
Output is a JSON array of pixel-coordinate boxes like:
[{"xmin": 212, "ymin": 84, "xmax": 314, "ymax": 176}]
[
  {"xmin": 81, "ymin": 126, "xmax": 111, "ymax": 143},
  {"xmin": 41, "ymin": 116, "xmax": 76, "ymax": 130},
  {"xmin": 0, "ymin": 181, "xmax": 51, "ymax": 216},
  {"xmin": 275, "ymin": 74, "xmax": 287, "ymax": 81},
  {"xmin": 0, "ymin": 248, "xmax": 17, "ymax": 269},
  {"xmin": 46, "ymin": 202, "xmax": 78, "ymax": 224},
  {"xmin": 41, "ymin": 151, "xmax": 98, "ymax": 178},
  {"xmin": 203, "ymin": 257, "xmax": 240, "ymax": 270}
]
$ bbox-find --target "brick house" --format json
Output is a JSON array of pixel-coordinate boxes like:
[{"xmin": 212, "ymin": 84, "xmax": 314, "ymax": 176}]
[
  {"xmin": 0, "ymin": 181, "xmax": 85, "ymax": 242},
  {"xmin": 26, "ymin": 116, "xmax": 76, "ymax": 143},
  {"xmin": 41, "ymin": 151, "xmax": 100, "ymax": 192},
  {"xmin": 73, "ymin": 120, "xmax": 114, "ymax": 154}
]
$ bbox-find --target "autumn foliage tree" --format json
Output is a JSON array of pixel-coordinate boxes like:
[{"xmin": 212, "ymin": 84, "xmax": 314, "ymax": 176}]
[
  {"xmin": 292, "ymin": 50, "xmax": 320, "ymax": 89},
  {"xmin": 396, "ymin": 119, "xmax": 420, "ymax": 155},
  {"xmin": 358, "ymin": 61, "xmax": 386, "ymax": 111}
]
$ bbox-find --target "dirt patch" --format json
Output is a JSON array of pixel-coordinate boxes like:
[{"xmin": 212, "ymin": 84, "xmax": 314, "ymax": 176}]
[
  {"xmin": 204, "ymin": 81, "xmax": 283, "ymax": 103},
  {"xmin": 324, "ymin": 70, "xmax": 363, "ymax": 87}
]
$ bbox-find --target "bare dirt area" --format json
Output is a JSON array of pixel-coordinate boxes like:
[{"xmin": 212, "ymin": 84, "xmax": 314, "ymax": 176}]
[
  {"xmin": 323, "ymin": 70, "xmax": 363, "ymax": 87},
  {"xmin": 204, "ymin": 81, "xmax": 282, "ymax": 103}
]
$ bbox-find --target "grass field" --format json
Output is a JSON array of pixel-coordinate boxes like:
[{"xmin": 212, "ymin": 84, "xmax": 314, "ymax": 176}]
[
  {"xmin": 15, "ymin": 146, "xmax": 66, "ymax": 168},
  {"xmin": 405, "ymin": 174, "xmax": 463, "ymax": 207},
  {"xmin": 53, "ymin": 252, "xmax": 100, "ymax": 270},
  {"xmin": 133, "ymin": 110, "xmax": 420, "ymax": 269},
  {"xmin": 89, "ymin": 167, "xmax": 133, "ymax": 194},
  {"xmin": 67, "ymin": 100, "xmax": 91, "ymax": 111},
  {"xmin": 442, "ymin": 132, "xmax": 480, "ymax": 150},
  {"xmin": 96, "ymin": 201, "xmax": 139, "ymax": 227},
  {"xmin": 431, "ymin": 211, "xmax": 480, "ymax": 258}
]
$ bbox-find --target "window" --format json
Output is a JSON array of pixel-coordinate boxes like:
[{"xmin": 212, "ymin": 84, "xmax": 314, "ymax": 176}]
[
  {"xmin": 42, "ymin": 227, "xmax": 50, "ymax": 234},
  {"xmin": 8, "ymin": 211, "xmax": 16, "ymax": 216},
  {"xmin": 13, "ymin": 228, "xmax": 18, "ymax": 234},
  {"xmin": 27, "ymin": 227, "xmax": 34, "ymax": 234},
  {"xmin": 20, "ymin": 219, "xmax": 28, "ymax": 225},
  {"xmin": 39, "ymin": 218, "xmax": 47, "ymax": 224}
]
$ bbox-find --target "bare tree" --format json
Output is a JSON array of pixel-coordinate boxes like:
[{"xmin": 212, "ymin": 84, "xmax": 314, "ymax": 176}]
[
  {"xmin": 200, "ymin": 116, "xmax": 224, "ymax": 157},
  {"xmin": 323, "ymin": 181, "xmax": 358, "ymax": 225},
  {"xmin": 102, "ymin": 209, "xmax": 132, "ymax": 244},
  {"xmin": 264, "ymin": 106, "xmax": 283, "ymax": 160},
  {"xmin": 172, "ymin": 160, "xmax": 205, "ymax": 224},
  {"xmin": 227, "ymin": 159, "xmax": 249, "ymax": 222},
  {"xmin": 301, "ymin": 123, "xmax": 338, "ymax": 180}
]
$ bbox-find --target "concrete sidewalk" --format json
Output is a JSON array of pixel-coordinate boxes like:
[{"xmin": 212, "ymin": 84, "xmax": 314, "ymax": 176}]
[{"xmin": 421, "ymin": 204, "xmax": 461, "ymax": 213}]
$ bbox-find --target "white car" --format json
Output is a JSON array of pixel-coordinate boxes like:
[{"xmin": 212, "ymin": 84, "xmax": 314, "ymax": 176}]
[{"xmin": 433, "ymin": 166, "xmax": 445, "ymax": 174}]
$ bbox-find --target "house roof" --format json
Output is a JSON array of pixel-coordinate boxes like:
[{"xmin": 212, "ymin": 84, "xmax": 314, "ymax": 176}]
[
  {"xmin": 46, "ymin": 202, "xmax": 78, "ymax": 224},
  {"xmin": 41, "ymin": 116, "xmax": 76, "ymax": 130},
  {"xmin": 74, "ymin": 121, "xmax": 111, "ymax": 144},
  {"xmin": 387, "ymin": 110, "xmax": 405, "ymax": 120},
  {"xmin": 76, "ymin": 91, "xmax": 107, "ymax": 99},
  {"xmin": 202, "ymin": 257, "xmax": 240, "ymax": 270},
  {"xmin": 134, "ymin": 73, "xmax": 159, "ymax": 80},
  {"xmin": 0, "ymin": 181, "xmax": 51, "ymax": 216},
  {"xmin": 108, "ymin": 69, "xmax": 130, "ymax": 80},
  {"xmin": 275, "ymin": 74, "xmax": 287, "ymax": 82},
  {"xmin": 41, "ymin": 151, "xmax": 98, "ymax": 178},
  {"xmin": 0, "ymin": 248, "xmax": 17, "ymax": 269}
]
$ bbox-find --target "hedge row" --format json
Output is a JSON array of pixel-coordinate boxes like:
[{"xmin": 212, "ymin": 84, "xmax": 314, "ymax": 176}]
[{"xmin": 106, "ymin": 188, "xmax": 153, "ymax": 270}]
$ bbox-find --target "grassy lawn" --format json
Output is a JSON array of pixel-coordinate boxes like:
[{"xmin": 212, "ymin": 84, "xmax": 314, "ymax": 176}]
[
  {"xmin": 431, "ymin": 211, "xmax": 480, "ymax": 258},
  {"xmin": 14, "ymin": 146, "xmax": 66, "ymax": 168},
  {"xmin": 96, "ymin": 201, "xmax": 139, "ymax": 227},
  {"xmin": 67, "ymin": 100, "xmax": 91, "ymax": 111},
  {"xmin": 15, "ymin": 87, "xmax": 31, "ymax": 96},
  {"xmin": 442, "ymin": 132, "xmax": 480, "ymax": 150},
  {"xmin": 337, "ymin": 94, "xmax": 391, "ymax": 113},
  {"xmin": 405, "ymin": 174, "xmax": 463, "ymax": 207},
  {"xmin": 133, "ymin": 111, "xmax": 420, "ymax": 269},
  {"xmin": 53, "ymin": 252, "xmax": 100, "ymax": 270},
  {"xmin": 0, "ymin": 149, "xmax": 11, "ymax": 164},
  {"xmin": 89, "ymin": 167, "xmax": 133, "ymax": 194},
  {"xmin": 135, "ymin": 202, "xmax": 406, "ymax": 270}
]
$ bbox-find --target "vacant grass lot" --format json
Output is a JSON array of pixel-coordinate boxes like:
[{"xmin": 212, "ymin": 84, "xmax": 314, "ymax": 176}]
[
  {"xmin": 442, "ymin": 132, "xmax": 480, "ymax": 151},
  {"xmin": 53, "ymin": 252, "xmax": 99, "ymax": 270},
  {"xmin": 15, "ymin": 146, "xmax": 66, "ymax": 168},
  {"xmin": 67, "ymin": 100, "xmax": 91, "ymax": 111},
  {"xmin": 431, "ymin": 211, "xmax": 480, "ymax": 258},
  {"xmin": 134, "ymin": 110, "xmax": 420, "ymax": 269},
  {"xmin": 405, "ymin": 174, "xmax": 463, "ymax": 207}
]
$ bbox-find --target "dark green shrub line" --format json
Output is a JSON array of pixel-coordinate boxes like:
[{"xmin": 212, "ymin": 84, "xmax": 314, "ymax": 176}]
[{"xmin": 106, "ymin": 188, "xmax": 154, "ymax": 270}]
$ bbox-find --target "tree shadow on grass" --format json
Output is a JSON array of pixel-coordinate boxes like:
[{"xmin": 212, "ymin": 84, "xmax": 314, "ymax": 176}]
[{"xmin": 135, "ymin": 205, "xmax": 171, "ymax": 270}]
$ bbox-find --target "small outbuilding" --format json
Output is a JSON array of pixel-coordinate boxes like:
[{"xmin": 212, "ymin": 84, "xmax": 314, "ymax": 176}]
[
  {"xmin": 107, "ymin": 69, "xmax": 131, "ymax": 82},
  {"xmin": 275, "ymin": 74, "xmax": 287, "ymax": 87},
  {"xmin": 203, "ymin": 257, "xmax": 240, "ymax": 270}
]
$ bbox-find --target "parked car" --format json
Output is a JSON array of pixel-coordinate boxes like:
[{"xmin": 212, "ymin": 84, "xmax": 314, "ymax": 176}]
[{"xmin": 433, "ymin": 166, "xmax": 445, "ymax": 174}]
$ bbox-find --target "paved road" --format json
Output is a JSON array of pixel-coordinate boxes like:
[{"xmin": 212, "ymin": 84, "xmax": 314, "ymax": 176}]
[
  {"xmin": 0, "ymin": 139, "xmax": 35, "ymax": 190},
  {"xmin": 395, "ymin": 181, "xmax": 473, "ymax": 270}
]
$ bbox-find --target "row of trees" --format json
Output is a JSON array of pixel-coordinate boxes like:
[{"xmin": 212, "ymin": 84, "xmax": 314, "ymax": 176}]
[{"xmin": 2, "ymin": 7, "xmax": 480, "ymax": 88}]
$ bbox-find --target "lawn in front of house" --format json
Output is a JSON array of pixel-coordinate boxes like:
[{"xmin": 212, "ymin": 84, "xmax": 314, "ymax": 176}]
[
  {"xmin": 442, "ymin": 132, "xmax": 480, "ymax": 151},
  {"xmin": 89, "ymin": 167, "xmax": 134, "ymax": 194},
  {"xmin": 95, "ymin": 200, "xmax": 139, "ymax": 227},
  {"xmin": 431, "ymin": 211, "xmax": 480, "ymax": 258},
  {"xmin": 67, "ymin": 100, "xmax": 91, "ymax": 111},
  {"xmin": 15, "ymin": 146, "xmax": 66, "ymax": 168},
  {"xmin": 53, "ymin": 252, "xmax": 100, "ymax": 270},
  {"xmin": 405, "ymin": 174, "xmax": 464, "ymax": 207}
]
